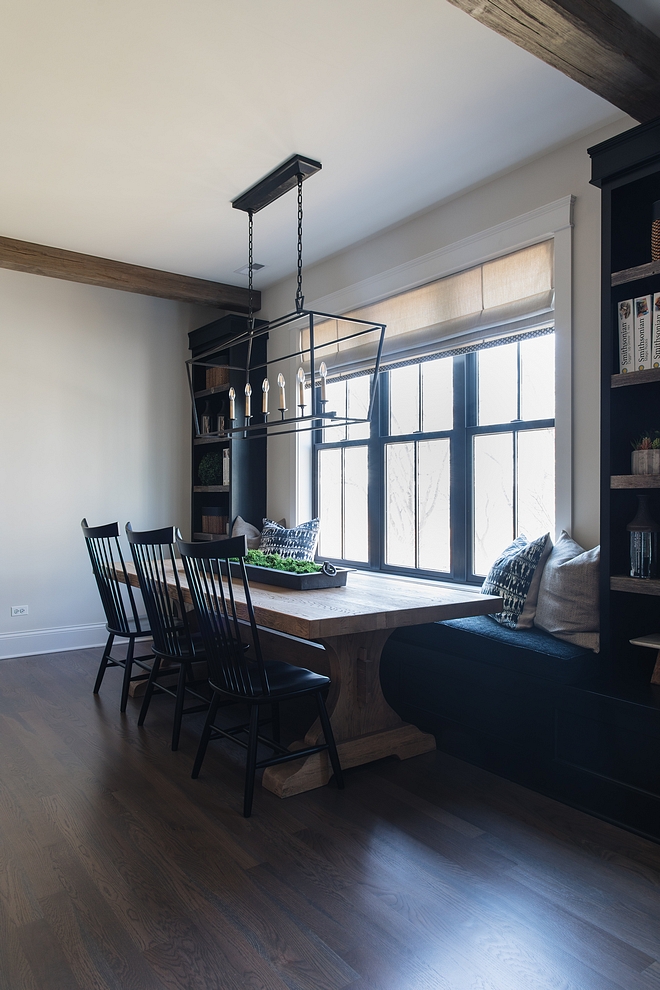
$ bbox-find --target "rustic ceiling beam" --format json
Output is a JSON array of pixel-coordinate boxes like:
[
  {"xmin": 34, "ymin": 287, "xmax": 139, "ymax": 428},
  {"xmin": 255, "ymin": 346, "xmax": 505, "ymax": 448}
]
[
  {"xmin": 0, "ymin": 235, "xmax": 259, "ymax": 312},
  {"xmin": 445, "ymin": 0, "xmax": 660, "ymax": 123}
]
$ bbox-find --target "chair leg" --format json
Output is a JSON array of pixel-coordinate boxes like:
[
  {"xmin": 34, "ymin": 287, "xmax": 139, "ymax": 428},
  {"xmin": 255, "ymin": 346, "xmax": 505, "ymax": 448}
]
[
  {"xmin": 93, "ymin": 633, "xmax": 114, "ymax": 694},
  {"xmin": 243, "ymin": 705, "xmax": 260, "ymax": 818},
  {"xmin": 171, "ymin": 662, "xmax": 187, "ymax": 752},
  {"xmin": 138, "ymin": 657, "xmax": 161, "ymax": 727},
  {"xmin": 119, "ymin": 637, "xmax": 135, "ymax": 714},
  {"xmin": 315, "ymin": 692, "xmax": 344, "ymax": 789},
  {"xmin": 271, "ymin": 703, "xmax": 280, "ymax": 744},
  {"xmin": 192, "ymin": 693, "xmax": 221, "ymax": 779}
]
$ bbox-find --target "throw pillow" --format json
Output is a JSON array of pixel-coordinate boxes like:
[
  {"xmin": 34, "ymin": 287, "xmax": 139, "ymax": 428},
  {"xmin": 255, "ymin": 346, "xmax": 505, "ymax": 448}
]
[
  {"xmin": 231, "ymin": 515, "xmax": 262, "ymax": 550},
  {"xmin": 534, "ymin": 531, "xmax": 600, "ymax": 652},
  {"xmin": 481, "ymin": 533, "xmax": 552, "ymax": 630},
  {"xmin": 260, "ymin": 518, "xmax": 320, "ymax": 562},
  {"xmin": 517, "ymin": 533, "xmax": 553, "ymax": 629}
]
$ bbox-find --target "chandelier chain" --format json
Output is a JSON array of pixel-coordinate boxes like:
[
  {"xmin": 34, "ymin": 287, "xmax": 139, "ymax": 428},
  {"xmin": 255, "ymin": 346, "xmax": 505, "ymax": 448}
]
[
  {"xmin": 246, "ymin": 208, "xmax": 254, "ymax": 378},
  {"xmin": 295, "ymin": 174, "xmax": 304, "ymax": 312}
]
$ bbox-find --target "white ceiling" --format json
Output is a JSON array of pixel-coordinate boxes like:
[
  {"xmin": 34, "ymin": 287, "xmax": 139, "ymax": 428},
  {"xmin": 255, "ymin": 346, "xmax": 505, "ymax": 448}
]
[{"xmin": 0, "ymin": 0, "xmax": 627, "ymax": 290}]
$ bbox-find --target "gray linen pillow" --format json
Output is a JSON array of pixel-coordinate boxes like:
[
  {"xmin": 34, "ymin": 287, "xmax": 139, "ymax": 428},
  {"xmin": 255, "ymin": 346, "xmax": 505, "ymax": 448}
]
[
  {"xmin": 231, "ymin": 516, "xmax": 289, "ymax": 550},
  {"xmin": 534, "ymin": 531, "xmax": 600, "ymax": 652},
  {"xmin": 231, "ymin": 515, "xmax": 262, "ymax": 550}
]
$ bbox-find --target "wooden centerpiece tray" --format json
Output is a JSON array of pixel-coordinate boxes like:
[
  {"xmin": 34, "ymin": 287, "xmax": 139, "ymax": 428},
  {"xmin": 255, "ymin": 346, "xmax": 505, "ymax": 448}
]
[{"xmin": 229, "ymin": 562, "xmax": 348, "ymax": 590}]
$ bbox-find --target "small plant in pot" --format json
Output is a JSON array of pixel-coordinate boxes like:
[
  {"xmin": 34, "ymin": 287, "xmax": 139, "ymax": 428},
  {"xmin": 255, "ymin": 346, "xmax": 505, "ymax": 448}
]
[{"xmin": 632, "ymin": 432, "xmax": 660, "ymax": 474}]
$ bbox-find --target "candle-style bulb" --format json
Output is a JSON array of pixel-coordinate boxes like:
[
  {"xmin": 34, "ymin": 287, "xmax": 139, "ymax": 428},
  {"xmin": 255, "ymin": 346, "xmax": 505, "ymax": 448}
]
[
  {"xmin": 262, "ymin": 378, "xmax": 269, "ymax": 414},
  {"xmin": 297, "ymin": 366, "xmax": 305, "ymax": 411},
  {"xmin": 244, "ymin": 382, "xmax": 252, "ymax": 418},
  {"xmin": 319, "ymin": 361, "xmax": 327, "ymax": 402},
  {"xmin": 228, "ymin": 386, "xmax": 236, "ymax": 421},
  {"xmin": 277, "ymin": 372, "xmax": 286, "ymax": 411}
]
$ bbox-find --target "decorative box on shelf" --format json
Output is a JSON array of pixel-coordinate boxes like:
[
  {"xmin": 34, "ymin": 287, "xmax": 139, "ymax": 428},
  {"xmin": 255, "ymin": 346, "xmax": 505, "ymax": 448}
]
[
  {"xmin": 205, "ymin": 365, "xmax": 230, "ymax": 389},
  {"xmin": 201, "ymin": 506, "xmax": 228, "ymax": 535}
]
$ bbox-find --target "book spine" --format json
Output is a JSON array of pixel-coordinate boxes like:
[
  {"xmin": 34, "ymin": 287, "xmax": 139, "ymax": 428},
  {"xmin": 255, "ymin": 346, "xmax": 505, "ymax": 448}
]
[
  {"xmin": 222, "ymin": 447, "xmax": 230, "ymax": 487},
  {"xmin": 634, "ymin": 295, "xmax": 652, "ymax": 371},
  {"xmin": 618, "ymin": 299, "xmax": 634, "ymax": 373},
  {"xmin": 653, "ymin": 294, "xmax": 660, "ymax": 368}
]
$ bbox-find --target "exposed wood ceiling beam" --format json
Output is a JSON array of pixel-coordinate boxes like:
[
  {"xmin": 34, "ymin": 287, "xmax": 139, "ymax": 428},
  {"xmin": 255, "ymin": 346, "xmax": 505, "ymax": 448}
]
[
  {"xmin": 0, "ymin": 235, "xmax": 259, "ymax": 312},
  {"xmin": 445, "ymin": 0, "xmax": 660, "ymax": 123}
]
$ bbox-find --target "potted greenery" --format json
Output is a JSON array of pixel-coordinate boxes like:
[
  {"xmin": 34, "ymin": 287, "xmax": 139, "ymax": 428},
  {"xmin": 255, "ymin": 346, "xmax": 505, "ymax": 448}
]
[{"xmin": 632, "ymin": 432, "xmax": 660, "ymax": 475}]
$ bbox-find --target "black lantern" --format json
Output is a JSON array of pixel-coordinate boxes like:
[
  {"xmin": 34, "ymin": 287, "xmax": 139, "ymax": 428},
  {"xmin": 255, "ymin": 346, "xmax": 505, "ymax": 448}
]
[{"xmin": 186, "ymin": 155, "xmax": 386, "ymax": 440}]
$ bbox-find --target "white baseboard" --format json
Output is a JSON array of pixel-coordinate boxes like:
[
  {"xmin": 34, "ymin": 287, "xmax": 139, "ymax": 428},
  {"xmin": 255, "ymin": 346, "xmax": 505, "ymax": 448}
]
[{"xmin": 0, "ymin": 622, "xmax": 108, "ymax": 660}]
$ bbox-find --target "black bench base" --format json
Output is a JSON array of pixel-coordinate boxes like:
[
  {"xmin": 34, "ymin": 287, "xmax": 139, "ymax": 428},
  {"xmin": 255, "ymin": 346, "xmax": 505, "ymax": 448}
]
[{"xmin": 381, "ymin": 616, "xmax": 660, "ymax": 843}]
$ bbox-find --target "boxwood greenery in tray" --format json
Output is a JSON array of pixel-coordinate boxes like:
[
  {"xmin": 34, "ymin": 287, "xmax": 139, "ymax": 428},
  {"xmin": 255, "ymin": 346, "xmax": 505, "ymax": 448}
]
[{"xmin": 233, "ymin": 549, "xmax": 323, "ymax": 574}]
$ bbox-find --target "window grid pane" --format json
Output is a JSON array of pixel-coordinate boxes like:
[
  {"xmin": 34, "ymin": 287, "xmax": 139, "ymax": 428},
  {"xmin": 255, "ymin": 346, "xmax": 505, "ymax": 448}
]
[
  {"xmin": 417, "ymin": 438, "xmax": 451, "ymax": 573},
  {"xmin": 520, "ymin": 335, "xmax": 555, "ymax": 421},
  {"xmin": 473, "ymin": 432, "xmax": 514, "ymax": 576},
  {"xmin": 317, "ymin": 448, "xmax": 342, "ymax": 558},
  {"xmin": 385, "ymin": 442, "xmax": 416, "ymax": 567},
  {"xmin": 343, "ymin": 445, "xmax": 369, "ymax": 562},
  {"xmin": 517, "ymin": 428, "xmax": 555, "ymax": 541},
  {"xmin": 389, "ymin": 365, "xmax": 420, "ymax": 436},
  {"xmin": 421, "ymin": 357, "xmax": 453, "ymax": 433},
  {"xmin": 478, "ymin": 343, "xmax": 517, "ymax": 425}
]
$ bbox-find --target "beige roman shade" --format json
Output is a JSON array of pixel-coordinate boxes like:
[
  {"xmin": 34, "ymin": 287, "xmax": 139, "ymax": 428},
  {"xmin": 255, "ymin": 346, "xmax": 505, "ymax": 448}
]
[{"xmin": 307, "ymin": 240, "xmax": 554, "ymax": 377}]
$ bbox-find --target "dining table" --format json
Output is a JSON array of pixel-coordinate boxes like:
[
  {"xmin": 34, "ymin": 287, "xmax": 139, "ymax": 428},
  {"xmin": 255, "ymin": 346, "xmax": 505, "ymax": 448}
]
[{"xmin": 120, "ymin": 561, "xmax": 502, "ymax": 797}]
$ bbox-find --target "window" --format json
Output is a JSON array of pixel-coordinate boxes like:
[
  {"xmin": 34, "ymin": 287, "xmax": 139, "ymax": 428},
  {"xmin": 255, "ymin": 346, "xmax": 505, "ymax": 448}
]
[{"xmin": 314, "ymin": 329, "xmax": 555, "ymax": 582}]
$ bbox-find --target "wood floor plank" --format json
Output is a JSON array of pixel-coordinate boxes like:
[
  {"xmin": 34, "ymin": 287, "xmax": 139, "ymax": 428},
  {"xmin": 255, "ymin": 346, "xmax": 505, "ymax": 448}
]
[{"xmin": 1, "ymin": 651, "xmax": 660, "ymax": 990}]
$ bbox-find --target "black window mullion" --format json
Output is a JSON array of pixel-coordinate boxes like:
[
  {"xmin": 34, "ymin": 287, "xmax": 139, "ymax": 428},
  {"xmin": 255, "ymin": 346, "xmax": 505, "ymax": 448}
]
[
  {"xmin": 464, "ymin": 352, "xmax": 479, "ymax": 581},
  {"xmin": 451, "ymin": 354, "xmax": 467, "ymax": 582}
]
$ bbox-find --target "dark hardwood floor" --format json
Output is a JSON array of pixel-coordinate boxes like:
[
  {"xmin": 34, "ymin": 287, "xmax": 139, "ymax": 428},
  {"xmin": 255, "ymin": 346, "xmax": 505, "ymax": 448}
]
[{"xmin": 1, "ymin": 648, "xmax": 660, "ymax": 990}]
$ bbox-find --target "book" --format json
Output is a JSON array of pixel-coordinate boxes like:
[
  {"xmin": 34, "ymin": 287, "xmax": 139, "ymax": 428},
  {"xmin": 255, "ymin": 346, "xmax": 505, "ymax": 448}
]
[
  {"xmin": 634, "ymin": 295, "xmax": 652, "ymax": 371},
  {"xmin": 222, "ymin": 447, "xmax": 230, "ymax": 487},
  {"xmin": 618, "ymin": 298, "xmax": 634, "ymax": 373},
  {"xmin": 653, "ymin": 294, "xmax": 660, "ymax": 368}
]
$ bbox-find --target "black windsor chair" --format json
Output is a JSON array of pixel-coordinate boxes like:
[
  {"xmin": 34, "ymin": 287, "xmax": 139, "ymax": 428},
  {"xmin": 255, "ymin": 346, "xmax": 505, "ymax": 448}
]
[
  {"xmin": 177, "ymin": 534, "xmax": 344, "ymax": 818},
  {"xmin": 81, "ymin": 519, "xmax": 154, "ymax": 712},
  {"xmin": 126, "ymin": 523, "xmax": 211, "ymax": 751}
]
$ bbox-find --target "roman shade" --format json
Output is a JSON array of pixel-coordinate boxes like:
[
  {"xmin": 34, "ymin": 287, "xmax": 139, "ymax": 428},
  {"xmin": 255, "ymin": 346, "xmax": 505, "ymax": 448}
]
[{"xmin": 306, "ymin": 240, "xmax": 554, "ymax": 378}]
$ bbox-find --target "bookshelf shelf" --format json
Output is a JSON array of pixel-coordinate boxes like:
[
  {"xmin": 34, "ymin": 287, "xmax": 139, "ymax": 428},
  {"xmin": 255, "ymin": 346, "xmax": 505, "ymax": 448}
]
[
  {"xmin": 611, "ymin": 474, "xmax": 660, "ymax": 488},
  {"xmin": 193, "ymin": 485, "xmax": 229, "ymax": 493},
  {"xmin": 611, "ymin": 260, "xmax": 660, "ymax": 286},
  {"xmin": 611, "ymin": 367, "xmax": 660, "ymax": 387},
  {"xmin": 193, "ymin": 384, "xmax": 232, "ymax": 399},
  {"xmin": 193, "ymin": 436, "xmax": 229, "ymax": 446},
  {"xmin": 610, "ymin": 575, "xmax": 660, "ymax": 596}
]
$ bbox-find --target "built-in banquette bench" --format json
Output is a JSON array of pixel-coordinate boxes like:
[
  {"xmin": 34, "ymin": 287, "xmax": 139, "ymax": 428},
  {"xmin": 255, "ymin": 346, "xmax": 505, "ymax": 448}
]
[{"xmin": 380, "ymin": 614, "xmax": 660, "ymax": 843}]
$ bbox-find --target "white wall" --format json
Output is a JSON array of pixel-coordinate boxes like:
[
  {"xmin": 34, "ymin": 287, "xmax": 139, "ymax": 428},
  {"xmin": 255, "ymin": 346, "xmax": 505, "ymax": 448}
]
[
  {"xmin": 263, "ymin": 118, "xmax": 635, "ymax": 551},
  {"xmin": 0, "ymin": 269, "xmax": 219, "ymax": 658}
]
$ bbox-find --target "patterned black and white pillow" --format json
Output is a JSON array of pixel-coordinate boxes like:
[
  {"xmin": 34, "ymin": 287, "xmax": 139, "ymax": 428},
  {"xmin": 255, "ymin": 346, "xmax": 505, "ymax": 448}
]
[
  {"xmin": 481, "ymin": 533, "xmax": 551, "ymax": 630},
  {"xmin": 260, "ymin": 518, "xmax": 320, "ymax": 562}
]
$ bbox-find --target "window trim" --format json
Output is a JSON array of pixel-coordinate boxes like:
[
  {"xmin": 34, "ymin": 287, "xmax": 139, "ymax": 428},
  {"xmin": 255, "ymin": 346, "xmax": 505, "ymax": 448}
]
[{"xmin": 307, "ymin": 197, "xmax": 573, "ymax": 541}]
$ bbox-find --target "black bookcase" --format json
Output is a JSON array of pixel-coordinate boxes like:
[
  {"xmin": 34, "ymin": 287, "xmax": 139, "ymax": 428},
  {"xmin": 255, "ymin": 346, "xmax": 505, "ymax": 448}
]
[
  {"xmin": 188, "ymin": 314, "xmax": 267, "ymax": 540},
  {"xmin": 589, "ymin": 120, "xmax": 660, "ymax": 689}
]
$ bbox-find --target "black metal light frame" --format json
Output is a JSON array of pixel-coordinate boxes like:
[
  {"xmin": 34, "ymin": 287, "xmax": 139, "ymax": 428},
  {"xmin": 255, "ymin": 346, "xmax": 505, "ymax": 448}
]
[
  {"xmin": 186, "ymin": 307, "xmax": 386, "ymax": 438},
  {"xmin": 187, "ymin": 154, "xmax": 387, "ymax": 439}
]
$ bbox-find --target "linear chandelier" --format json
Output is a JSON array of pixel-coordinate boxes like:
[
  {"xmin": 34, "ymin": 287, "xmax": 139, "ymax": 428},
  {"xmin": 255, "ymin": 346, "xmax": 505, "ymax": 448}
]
[{"xmin": 186, "ymin": 155, "xmax": 386, "ymax": 439}]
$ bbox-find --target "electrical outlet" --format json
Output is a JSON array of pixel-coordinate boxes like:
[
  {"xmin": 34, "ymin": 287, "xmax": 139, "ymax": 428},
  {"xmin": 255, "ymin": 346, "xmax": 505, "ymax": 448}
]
[{"xmin": 10, "ymin": 605, "xmax": 28, "ymax": 617}]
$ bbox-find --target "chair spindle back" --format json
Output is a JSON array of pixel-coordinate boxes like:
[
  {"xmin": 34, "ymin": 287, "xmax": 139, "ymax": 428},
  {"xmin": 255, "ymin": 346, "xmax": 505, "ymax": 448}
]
[
  {"xmin": 126, "ymin": 524, "xmax": 194, "ymax": 658},
  {"xmin": 177, "ymin": 535, "xmax": 269, "ymax": 698},
  {"xmin": 81, "ymin": 519, "xmax": 143, "ymax": 635}
]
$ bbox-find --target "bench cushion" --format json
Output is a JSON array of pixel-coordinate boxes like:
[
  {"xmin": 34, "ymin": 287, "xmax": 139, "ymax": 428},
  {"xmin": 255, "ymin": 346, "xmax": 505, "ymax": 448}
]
[{"xmin": 390, "ymin": 615, "xmax": 598, "ymax": 684}]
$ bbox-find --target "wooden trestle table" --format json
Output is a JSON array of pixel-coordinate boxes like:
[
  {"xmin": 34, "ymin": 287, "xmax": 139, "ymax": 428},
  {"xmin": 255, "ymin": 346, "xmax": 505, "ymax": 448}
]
[{"xmin": 121, "ymin": 562, "xmax": 502, "ymax": 798}]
